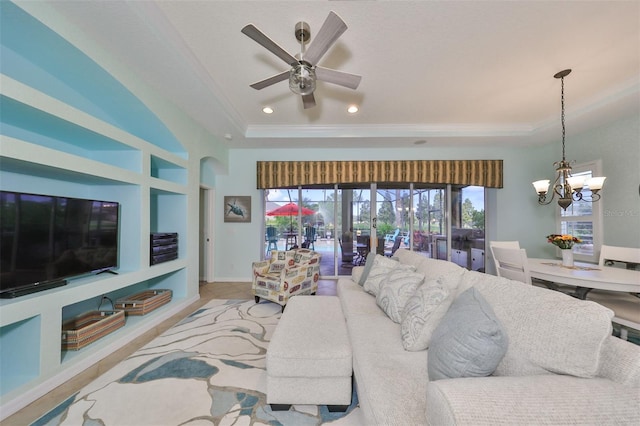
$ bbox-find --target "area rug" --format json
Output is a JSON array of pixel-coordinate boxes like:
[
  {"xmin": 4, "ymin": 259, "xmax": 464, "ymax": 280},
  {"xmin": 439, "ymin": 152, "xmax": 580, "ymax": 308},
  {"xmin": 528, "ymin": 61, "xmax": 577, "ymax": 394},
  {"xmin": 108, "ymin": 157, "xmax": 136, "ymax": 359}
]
[{"xmin": 33, "ymin": 299, "xmax": 362, "ymax": 425}]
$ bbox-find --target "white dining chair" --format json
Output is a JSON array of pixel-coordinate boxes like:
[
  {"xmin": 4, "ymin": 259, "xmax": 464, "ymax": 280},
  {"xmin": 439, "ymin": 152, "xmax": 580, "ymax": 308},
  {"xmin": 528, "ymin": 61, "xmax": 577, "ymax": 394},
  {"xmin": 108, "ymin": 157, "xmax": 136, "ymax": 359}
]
[
  {"xmin": 489, "ymin": 241, "xmax": 520, "ymax": 275},
  {"xmin": 587, "ymin": 290, "xmax": 639, "ymax": 341},
  {"xmin": 489, "ymin": 240, "xmax": 520, "ymax": 249},
  {"xmin": 491, "ymin": 246, "xmax": 532, "ymax": 285},
  {"xmin": 599, "ymin": 245, "xmax": 640, "ymax": 269},
  {"xmin": 593, "ymin": 244, "xmax": 640, "ymax": 340}
]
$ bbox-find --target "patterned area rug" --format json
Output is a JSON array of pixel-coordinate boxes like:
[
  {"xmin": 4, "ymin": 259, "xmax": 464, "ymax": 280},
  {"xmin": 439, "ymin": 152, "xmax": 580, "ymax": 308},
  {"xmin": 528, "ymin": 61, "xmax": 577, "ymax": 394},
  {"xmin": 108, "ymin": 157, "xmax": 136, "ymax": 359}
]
[{"xmin": 33, "ymin": 299, "xmax": 362, "ymax": 425}]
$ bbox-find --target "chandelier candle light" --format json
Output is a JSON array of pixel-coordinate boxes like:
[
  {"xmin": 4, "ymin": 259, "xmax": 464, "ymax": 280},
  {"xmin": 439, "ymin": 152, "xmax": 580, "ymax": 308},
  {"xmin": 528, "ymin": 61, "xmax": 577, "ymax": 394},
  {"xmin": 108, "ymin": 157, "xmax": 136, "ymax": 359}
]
[{"xmin": 532, "ymin": 69, "xmax": 606, "ymax": 210}]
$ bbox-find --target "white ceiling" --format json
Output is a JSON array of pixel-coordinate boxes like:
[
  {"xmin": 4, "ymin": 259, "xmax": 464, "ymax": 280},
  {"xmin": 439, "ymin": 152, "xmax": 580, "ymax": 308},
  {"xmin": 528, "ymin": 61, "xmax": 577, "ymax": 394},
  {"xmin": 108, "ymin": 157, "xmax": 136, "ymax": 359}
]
[{"xmin": 49, "ymin": 0, "xmax": 639, "ymax": 150}]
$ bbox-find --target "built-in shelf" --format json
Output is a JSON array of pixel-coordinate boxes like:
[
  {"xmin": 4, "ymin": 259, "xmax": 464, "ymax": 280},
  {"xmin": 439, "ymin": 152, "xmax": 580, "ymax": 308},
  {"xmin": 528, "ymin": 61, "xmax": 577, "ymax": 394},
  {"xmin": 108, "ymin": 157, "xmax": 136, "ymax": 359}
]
[
  {"xmin": 151, "ymin": 154, "xmax": 188, "ymax": 186},
  {"xmin": 0, "ymin": 74, "xmax": 193, "ymax": 419},
  {"xmin": 0, "ymin": 316, "xmax": 41, "ymax": 396}
]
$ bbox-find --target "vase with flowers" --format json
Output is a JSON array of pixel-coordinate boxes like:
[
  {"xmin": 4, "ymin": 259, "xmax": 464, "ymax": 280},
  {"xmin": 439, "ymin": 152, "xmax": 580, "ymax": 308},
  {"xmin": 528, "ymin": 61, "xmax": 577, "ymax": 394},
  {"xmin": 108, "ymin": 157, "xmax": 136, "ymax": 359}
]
[{"xmin": 546, "ymin": 234, "xmax": 582, "ymax": 267}]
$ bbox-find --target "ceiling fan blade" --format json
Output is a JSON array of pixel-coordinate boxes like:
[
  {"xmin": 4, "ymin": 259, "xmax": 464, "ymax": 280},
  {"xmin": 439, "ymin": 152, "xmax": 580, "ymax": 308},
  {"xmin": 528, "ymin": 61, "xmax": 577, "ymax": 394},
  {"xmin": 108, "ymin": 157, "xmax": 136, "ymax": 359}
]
[
  {"xmin": 304, "ymin": 11, "xmax": 347, "ymax": 65},
  {"xmin": 315, "ymin": 66, "xmax": 361, "ymax": 90},
  {"xmin": 241, "ymin": 24, "xmax": 298, "ymax": 66},
  {"xmin": 250, "ymin": 71, "xmax": 289, "ymax": 90},
  {"xmin": 302, "ymin": 93, "xmax": 316, "ymax": 109}
]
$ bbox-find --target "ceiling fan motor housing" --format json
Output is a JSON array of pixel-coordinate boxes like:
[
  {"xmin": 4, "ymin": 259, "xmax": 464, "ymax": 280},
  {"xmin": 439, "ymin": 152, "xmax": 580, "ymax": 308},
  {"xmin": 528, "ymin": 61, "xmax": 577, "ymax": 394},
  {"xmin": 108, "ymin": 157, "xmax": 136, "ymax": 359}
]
[{"xmin": 289, "ymin": 62, "xmax": 316, "ymax": 95}]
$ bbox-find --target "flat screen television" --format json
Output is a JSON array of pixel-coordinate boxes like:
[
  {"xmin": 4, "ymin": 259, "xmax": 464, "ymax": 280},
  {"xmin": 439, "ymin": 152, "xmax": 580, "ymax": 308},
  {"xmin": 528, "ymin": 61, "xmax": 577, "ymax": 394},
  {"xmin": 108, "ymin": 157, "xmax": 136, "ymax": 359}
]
[{"xmin": 0, "ymin": 191, "xmax": 119, "ymax": 298}]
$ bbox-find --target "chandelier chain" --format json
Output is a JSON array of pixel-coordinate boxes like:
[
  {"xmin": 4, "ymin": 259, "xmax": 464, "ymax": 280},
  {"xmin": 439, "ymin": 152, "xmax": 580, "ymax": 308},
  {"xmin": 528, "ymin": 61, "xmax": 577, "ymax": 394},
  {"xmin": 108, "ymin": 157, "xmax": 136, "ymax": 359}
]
[{"xmin": 560, "ymin": 75, "xmax": 566, "ymax": 161}]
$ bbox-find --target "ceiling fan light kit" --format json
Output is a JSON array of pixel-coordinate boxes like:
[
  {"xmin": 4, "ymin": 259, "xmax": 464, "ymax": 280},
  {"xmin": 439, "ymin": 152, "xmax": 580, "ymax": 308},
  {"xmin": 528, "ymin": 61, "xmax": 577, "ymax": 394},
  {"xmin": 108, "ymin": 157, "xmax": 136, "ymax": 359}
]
[
  {"xmin": 241, "ymin": 11, "xmax": 361, "ymax": 109},
  {"xmin": 532, "ymin": 69, "xmax": 606, "ymax": 210},
  {"xmin": 289, "ymin": 62, "xmax": 316, "ymax": 96}
]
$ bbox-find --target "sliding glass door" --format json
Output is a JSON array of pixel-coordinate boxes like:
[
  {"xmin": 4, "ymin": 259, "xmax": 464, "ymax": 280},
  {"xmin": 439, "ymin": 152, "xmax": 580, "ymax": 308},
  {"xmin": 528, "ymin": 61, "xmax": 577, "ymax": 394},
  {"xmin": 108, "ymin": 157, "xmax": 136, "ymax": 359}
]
[{"xmin": 263, "ymin": 184, "xmax": 486, "ymax": 277}]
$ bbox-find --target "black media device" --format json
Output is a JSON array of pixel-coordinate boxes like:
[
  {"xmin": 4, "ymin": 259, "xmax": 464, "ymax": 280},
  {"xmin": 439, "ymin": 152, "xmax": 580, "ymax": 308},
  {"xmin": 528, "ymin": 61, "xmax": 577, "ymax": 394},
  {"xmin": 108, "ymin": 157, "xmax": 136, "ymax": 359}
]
[
  {"xmin": 150, "ymin": 233, "xmax": 178, "ymax": 265},
  {"xmin": 0, "ymin": 191, "xmax": 120, "ymax": 298}
]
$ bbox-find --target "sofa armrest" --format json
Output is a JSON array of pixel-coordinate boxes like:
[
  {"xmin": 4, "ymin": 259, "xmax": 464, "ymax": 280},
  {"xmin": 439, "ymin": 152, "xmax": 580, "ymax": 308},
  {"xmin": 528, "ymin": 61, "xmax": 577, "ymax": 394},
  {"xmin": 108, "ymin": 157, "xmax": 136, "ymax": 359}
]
[
  {"xmin": 252, "ymin": 260, "xmax": 271, "ymax": 285},
  {"xmin": 426, "ymin": 375, "xmax": 640, "ymax": 425},
  {"xmin": 252, "ymin": 260, "xmax": 270, "ymax": 274},
  {"xmin": 597, "ymin": 335, "xmax": 640, "ymax": 388}
]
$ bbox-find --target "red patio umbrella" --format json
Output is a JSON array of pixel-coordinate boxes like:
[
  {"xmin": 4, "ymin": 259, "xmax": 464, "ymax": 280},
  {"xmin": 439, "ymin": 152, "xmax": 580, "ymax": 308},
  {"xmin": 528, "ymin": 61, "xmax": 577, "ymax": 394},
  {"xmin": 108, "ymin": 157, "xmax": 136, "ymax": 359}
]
[{"xmin": 267, "ymin": 202, "xmax": 315, "ymax": 231}]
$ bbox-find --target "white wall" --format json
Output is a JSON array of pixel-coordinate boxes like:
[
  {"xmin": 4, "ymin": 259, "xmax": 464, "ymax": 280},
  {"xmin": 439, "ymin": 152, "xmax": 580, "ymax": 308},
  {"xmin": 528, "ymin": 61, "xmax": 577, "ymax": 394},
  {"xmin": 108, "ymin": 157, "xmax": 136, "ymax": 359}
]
[{"xmin": 568, "ymin": 114, "xmax": 640, "ymax": 248}]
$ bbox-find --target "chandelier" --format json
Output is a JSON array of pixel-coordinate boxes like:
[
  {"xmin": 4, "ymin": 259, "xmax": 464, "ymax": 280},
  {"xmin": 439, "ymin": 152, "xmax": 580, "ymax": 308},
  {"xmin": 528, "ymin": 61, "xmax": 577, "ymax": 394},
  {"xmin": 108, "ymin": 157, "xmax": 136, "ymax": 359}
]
[{"xmin": 532, "ymin": 69, "xmax": 606, "ymax": 210}]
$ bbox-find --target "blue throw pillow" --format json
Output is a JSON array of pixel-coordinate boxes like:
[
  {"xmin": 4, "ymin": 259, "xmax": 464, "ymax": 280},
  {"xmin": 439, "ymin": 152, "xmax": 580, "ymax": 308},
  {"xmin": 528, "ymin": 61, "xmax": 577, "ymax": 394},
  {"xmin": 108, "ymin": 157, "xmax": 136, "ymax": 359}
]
[
  {"xmin": 358, "ymin": 252, "xmax": 377, "ymax": 286},
  {"xmin": 427, "ymin": 287, "xmax": 508, "ymax": 381}
]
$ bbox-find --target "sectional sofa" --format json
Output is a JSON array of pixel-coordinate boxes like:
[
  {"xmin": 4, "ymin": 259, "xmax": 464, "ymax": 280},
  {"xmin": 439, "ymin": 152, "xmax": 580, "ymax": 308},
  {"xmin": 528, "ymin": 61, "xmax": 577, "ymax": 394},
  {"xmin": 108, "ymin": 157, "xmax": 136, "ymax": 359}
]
[{"xmin": 336, "ymin": 249, "xmax": 640, "ymax": 425}]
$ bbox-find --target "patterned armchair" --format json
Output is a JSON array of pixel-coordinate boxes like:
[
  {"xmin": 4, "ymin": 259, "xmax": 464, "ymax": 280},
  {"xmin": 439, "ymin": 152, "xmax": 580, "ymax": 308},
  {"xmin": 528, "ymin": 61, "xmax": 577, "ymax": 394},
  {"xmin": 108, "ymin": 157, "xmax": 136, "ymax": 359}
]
[{"xmin": 252, "ymin": 248, "xmax": 321, "ymax": 311}]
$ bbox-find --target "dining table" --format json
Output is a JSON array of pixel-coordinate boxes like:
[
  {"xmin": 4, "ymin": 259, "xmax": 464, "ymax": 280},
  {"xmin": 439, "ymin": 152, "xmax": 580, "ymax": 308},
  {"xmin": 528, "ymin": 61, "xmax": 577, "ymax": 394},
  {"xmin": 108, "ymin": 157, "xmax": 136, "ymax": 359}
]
[
  {"xmin": 528, "ymin": 258, "xmax": 640, "ymax": 299},
  {"xmin": 283, "ymin": 232, "xmax": 298, "ymax": 250}
]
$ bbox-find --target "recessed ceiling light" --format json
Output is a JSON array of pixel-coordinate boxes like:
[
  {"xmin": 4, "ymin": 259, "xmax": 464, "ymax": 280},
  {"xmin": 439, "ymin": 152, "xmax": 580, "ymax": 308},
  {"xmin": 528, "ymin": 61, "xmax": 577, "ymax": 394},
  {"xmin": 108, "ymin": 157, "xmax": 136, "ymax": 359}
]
[
  {"xmin": 262, "ymin": 106, "xmax": 274, "ymax": 114},
  {"xmin": 347, "ymin": 105, "xmax": 359, "ymax": 114}
]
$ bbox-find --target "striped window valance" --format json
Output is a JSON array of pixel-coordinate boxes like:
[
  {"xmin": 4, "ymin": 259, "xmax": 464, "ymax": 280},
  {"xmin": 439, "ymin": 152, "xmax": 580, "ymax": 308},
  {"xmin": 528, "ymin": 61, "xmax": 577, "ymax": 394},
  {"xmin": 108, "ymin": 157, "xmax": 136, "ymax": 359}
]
[{"xmin": 257, "ymin": 160, "xmax": 503, "ymax": 189}]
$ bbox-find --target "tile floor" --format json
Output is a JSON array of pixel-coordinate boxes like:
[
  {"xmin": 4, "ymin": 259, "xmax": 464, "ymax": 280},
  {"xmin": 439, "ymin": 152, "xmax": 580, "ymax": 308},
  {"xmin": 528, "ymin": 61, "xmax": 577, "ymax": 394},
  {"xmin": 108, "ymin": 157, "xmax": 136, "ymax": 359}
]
[{"xmin": 4, "ymin": 280, "xmax": 337, "ymax": 425}]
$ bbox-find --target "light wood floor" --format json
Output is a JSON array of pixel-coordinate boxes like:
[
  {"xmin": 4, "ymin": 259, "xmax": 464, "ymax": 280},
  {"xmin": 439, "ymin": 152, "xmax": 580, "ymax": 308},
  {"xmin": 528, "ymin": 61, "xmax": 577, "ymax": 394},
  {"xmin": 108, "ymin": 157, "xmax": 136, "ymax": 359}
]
[{"xmin": 4, "ymin": 280, "xmax": 337, "ymax": 425}]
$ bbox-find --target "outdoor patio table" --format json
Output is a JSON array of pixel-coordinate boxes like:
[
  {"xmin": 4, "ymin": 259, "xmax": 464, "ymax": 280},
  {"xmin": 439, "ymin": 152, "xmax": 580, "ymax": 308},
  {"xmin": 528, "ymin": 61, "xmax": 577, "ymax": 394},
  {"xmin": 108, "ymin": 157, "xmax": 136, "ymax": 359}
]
[{"xmin": 284, "ymin": 232, "xmax": 297, "ymax": 250}]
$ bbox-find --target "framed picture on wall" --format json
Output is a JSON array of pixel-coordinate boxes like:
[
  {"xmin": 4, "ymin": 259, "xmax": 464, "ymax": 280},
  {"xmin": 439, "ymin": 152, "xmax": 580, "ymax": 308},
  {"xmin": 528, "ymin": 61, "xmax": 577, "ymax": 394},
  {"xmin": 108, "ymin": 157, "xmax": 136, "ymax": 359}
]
[{"xmin": 224, "ymin": 196, "xmax": 251, "ymax": 223}]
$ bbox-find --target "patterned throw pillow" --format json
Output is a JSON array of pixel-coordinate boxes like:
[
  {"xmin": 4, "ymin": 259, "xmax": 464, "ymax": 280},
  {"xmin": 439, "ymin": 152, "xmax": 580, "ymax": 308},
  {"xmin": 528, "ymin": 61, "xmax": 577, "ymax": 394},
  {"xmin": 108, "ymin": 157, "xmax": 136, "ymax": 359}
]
[
  {"xmin": 363, "ymin": 255, "xmax": 410, "ymax": 296},
  {"xmin": 400, "ymin": 277, "xmax": 452, "ymax": 351},
  {"xmin": 376, "ymin": 268, "xmax": 425, "ymax": 323}
]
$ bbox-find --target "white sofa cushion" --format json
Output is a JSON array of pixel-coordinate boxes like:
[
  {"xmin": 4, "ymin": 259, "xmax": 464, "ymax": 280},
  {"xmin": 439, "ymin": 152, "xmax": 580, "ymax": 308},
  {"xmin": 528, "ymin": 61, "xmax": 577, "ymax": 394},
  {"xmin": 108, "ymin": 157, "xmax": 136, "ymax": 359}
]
[
  {"xmin": 394, "ymin": 249, "xmax": 464, "ymax": 282},
  {"xmin": 363, "ymin": 255, "xmax": 411, "ymax": 296},
  {"xmin": 426, "ymin": 375, "xmax": 640, "ymax": 425},
  {"xmin": 376, "ymin": 268, "xmax": 425, "ymax": 323},
  {"xmin": 428, "ymin": 287, "xmax": 508, "ymax": 381},
  {"xmin": 400, "ymin": 276, "xmax": 454, "ymax": 351},
  {"xmin": 470, "ymin": 270, "xmax": 615, "ymax": 378}
]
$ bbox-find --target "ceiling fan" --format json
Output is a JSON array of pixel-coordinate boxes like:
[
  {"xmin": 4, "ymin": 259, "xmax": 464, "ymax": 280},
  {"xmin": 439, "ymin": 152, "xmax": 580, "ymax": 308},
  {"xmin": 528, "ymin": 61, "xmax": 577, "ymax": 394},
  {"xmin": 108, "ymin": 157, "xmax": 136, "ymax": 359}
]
[{"xmin": 241, "ymin": 11, "xmax": 361, "ymax": 109}]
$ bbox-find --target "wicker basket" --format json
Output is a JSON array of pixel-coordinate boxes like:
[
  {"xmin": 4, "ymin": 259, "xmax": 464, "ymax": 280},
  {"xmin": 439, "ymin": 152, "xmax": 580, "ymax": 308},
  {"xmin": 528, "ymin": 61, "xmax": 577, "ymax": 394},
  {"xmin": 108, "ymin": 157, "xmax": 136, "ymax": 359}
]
[
  {"xmin": 61, "ymin": 310, "xmax": 126, "ymax": 351},
  {"xmin": 115, "ymin": 289, "xmax": 172, "ymax": 316}
]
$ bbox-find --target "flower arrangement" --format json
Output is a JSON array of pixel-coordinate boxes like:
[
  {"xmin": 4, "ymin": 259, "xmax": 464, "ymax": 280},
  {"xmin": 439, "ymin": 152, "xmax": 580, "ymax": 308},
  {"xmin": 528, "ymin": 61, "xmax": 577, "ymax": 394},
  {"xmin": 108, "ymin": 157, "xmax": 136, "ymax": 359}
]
[{"xmin": 546, "ymin": 234, "xmax": 582, "ymax": 250}]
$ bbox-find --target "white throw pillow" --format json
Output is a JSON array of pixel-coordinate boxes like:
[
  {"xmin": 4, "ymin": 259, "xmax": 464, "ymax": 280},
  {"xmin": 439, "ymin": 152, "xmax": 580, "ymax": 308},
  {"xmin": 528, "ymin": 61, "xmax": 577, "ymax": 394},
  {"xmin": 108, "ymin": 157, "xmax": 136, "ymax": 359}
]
[
  {"xmin": 376, "ymin": 268, "xmax": 425, "ymax": 323},
  {"xmin": 363, "ymin": 255, "xmax": 404, "ymax": 296},
  {"xmin": 400, "ymin": 277, "xmax": 454, "ymax": 351}
]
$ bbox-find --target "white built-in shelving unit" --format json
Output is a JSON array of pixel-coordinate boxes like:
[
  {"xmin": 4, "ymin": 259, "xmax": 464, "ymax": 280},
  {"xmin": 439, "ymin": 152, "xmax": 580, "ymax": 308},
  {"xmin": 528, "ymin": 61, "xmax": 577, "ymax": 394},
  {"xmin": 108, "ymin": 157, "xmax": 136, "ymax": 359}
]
[{"xmin": 0, "ymin": 74, "xmax": 197, "ymax": 418}]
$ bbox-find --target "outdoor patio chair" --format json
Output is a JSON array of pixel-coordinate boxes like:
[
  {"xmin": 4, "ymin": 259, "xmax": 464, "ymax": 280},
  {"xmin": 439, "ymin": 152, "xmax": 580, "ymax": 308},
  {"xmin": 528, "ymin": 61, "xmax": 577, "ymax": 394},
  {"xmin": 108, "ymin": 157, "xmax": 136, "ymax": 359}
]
[
  {"xmin": 266, "ymin": 226, "xmax": 278, "ymax": 255},
  {"xmin": 339, "ymin": 238, "xmax": 354, "ymax": 265},
  {"xmin": 304, "ymin": 226, "xmax": 317, "ymax": 250},
  {"xmin": 384, "ymin": 236, "xmax": 403, "ymax": 257},
  {"xmin": 384, "ymin": 228, "xmax": 400, "ymax": 244}
]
